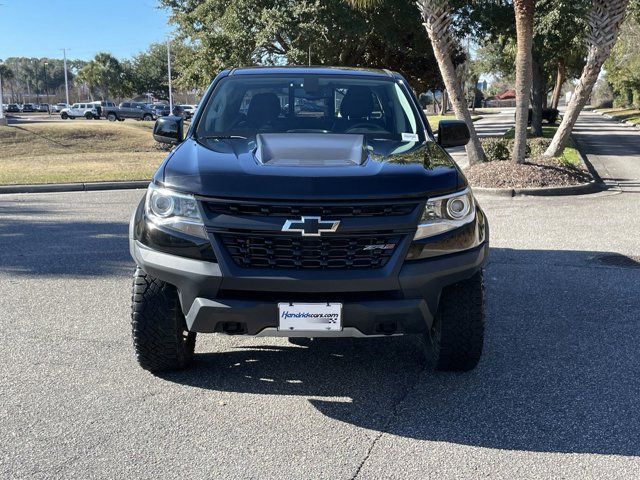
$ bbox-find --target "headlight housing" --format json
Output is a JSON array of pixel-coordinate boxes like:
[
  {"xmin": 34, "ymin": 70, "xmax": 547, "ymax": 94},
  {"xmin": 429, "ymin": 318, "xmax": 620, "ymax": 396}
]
[
  {"xmin": 414, "ymin": 188, "xmax": 476, "ymax": 240},
  {"xmin": 145, "ymin": 183, "xmax": 207, "ymax": 239}
]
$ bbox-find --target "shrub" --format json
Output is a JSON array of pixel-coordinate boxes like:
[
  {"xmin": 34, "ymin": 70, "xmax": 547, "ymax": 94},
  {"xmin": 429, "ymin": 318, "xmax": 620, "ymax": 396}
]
[
  {"xmin": 481, "ymin": 137, "xmax": 539, "ymax": 162},
  {"xmin": 481, "ymin": 138, "xmax": 510, "ymax": 161},
  {"xmin": 528, "ymin": 137, "xmax": 552, "ymax": 157}
]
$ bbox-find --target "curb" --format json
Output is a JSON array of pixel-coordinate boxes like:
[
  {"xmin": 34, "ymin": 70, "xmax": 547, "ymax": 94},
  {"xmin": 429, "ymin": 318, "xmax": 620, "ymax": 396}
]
[
  {"xmin": 593, "ymin": 110, "xmax": 640, "ymax": 130},
  {"xmin": 474, "ymin": 180, "xmax": 605, "ymax": 198},
  {"xmin": 0, "ymin": 180, "xmax": 149, "ymax": 195},
  {"xmin": 472, "ymin": 134, "xmax": 606, "ymax": 198}
]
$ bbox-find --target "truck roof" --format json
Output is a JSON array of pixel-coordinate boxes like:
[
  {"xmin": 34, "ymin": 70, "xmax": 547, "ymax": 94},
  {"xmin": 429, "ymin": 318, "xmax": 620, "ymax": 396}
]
[{"xmin": 229, "ymin": 66, "xmax": 398, "ymax": 78}]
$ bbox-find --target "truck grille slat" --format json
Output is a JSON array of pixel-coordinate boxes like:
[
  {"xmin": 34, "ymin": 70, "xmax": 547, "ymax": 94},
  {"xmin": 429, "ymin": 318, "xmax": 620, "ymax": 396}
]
[
  {"xmin": 206, "ymin": 202, "xmax": 418, "ymax": 218},
  {"xmin": 220, "ymin": 234, "xmax": 401, "ymax": 270}
]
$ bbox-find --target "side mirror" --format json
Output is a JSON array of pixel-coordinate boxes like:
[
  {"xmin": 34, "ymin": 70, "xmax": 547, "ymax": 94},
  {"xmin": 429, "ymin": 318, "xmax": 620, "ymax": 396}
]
[
  {"xmin": 437, "ymin": 120, "xmax": 470, "ymax": 148},
  {"xmin": 153, "ymin": 116, "xmax": 184, "ymax": 145}
]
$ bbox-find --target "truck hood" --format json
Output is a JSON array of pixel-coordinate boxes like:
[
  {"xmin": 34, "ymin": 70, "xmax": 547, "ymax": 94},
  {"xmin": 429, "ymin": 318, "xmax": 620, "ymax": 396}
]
[{"xmin": 160, "ymin": 134, "xmax": 466, "ymax": 200}]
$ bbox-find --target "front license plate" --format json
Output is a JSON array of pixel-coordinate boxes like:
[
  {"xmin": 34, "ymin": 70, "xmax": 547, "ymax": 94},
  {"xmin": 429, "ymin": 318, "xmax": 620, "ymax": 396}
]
[{"xmin": 278, "ymin": 303, "xmax": 342, "ymax": 332}]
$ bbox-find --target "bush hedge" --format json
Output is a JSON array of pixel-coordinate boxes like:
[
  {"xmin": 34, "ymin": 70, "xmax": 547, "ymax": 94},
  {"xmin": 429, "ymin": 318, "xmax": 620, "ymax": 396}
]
[{"xmin": 480, "ymin": 137, "xmax": 552, "ymax": 162}]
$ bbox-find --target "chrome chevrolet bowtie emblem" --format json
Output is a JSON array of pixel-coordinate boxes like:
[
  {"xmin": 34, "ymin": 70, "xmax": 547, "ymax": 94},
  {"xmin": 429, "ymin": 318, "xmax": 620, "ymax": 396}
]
[{"xmin": 282, "ymin": 216, "xmax": 340, "ymax": 237}]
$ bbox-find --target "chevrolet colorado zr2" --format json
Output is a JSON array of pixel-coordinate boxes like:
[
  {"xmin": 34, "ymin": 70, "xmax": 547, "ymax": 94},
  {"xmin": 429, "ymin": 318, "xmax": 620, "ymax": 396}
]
[{"xmin": 129, "ymin": 67, "xmax": 489, "ymax": 373}]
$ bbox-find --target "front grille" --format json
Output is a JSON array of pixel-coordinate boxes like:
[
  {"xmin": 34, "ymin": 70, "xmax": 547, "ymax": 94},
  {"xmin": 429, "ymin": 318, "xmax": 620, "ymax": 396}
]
[
  {"xmin": 220, "ymin": 233, "xmax": 402, "ymax": 270},
  {"xmin": 205, "ymin": 201, "xmax": 418, "ymax": 218}
]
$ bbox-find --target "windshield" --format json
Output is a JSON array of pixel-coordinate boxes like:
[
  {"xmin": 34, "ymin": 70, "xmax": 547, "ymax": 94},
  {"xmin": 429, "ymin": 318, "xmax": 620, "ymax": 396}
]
[{"xmin": 195, "ymin": 75, "xmax": 425, "ymax": 143}]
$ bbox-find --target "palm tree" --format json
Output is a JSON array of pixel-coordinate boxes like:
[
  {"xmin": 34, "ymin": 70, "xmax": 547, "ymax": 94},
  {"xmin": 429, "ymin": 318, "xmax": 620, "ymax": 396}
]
[
  {"xmin": 417, "ymin": 0, "xmax": 485, "ymax": 165},
  {"xmin": 76, "ymin": 62, "xmax": 101, "ymax": 100},
  {"xmin": 546, "ymin": 0, "xmax": 630, "ymax": 157},
  {"xmin": 348, "ymin": 0, "xmax": 486, "ymax": 164},
  {"xmin": 512, "ymin": 0, "xmax": 535, "ymax": 164}
]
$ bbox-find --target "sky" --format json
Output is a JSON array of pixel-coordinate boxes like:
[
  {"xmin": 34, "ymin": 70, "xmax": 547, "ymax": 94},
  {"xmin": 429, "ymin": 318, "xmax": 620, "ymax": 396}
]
[{"xmin": 0, "ymin": 0, "xmax": 172, "ymax": 61}]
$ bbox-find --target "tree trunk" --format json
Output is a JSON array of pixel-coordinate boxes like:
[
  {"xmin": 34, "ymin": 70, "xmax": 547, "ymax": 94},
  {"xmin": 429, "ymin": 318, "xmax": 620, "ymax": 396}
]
[
  {"xmin": 418, "ymin": 0, "xmax": 485, "ymax": 165},
  {"xmin": 546, "ymin": 0, "xmax": 630, "ymax": 157},
  {"xmin": 550, "ymin": 58, "xmax": 565, "ymax": 109},
  {"xmin": 512, "ymin": 0, "xmax": 535, "ymax": 164},
  {"xmin": 531, "ymin": 58, "xmax": 545, "ymax": 137},
  {"xmin": 470, "ymin": 74, "xmax": 479, "ymax": 114}
]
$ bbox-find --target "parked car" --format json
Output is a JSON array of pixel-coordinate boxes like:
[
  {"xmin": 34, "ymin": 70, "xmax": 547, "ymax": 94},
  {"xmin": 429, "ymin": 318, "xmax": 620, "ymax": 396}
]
[
  {"xmin": 154, "ymin": 104, "xmax": 187, "ymax": 119},
  {"xmin": 89, "ymin": 101, "xmax": 117, "ymax": 119},
  {"xmin": 152, "ymin": 104, "xmax": 171, "ymax": 117},
  {"xmin": 520, "ymin": 108, "xmax": 560, "ymax": 125},
  {"xmin": 129, "ymin": 66, "xmax": 488, "ymax": 373},
  {"xmin": 172, "ymin": 105, "xmax": 186, "ymax": 118},
  {"xmin": 22, "ymin": 103, "xmax": 37, "ymax": 113},
  {"xmin": 52, "ymin": 103, "xmax": 69, "ymax": 113},
  {"xmin": 102, "ymin": 101, "xmax": 156, "ymax": 122},
  {"xmin": 6, "ymin": 104, "xmax": 20, "ymax": 113},
  {"xmin": 60, "ymin": 103, "xmax": 100, "ymax": 120},
  {"xmin": 179, "ymin": 104, "xmax": 197, "ymax": 119},
  {"xmin": 37, "ymin": 104, "xmax": 50, "ymax": 113}
]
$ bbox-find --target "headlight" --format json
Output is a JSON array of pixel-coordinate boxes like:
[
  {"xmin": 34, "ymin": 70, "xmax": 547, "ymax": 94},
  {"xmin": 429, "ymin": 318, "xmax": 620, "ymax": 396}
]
[
  {"xmin": 145, "ymin": 183, "xmax": 207, "ymax": 239},
  {"xmin": 414, "ymin": 188, "xmax": 475, "ymax": 240}
]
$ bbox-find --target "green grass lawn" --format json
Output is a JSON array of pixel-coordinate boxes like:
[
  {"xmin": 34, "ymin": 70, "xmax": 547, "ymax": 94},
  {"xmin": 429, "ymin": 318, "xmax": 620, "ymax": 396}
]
[
  {"xmin": 0, "ymin": 122, "xmax": 166, "ymax": 185},
  {"xmin": 427, "ymin": 115, "xmax": 482, "ymax": 131},
  {"xmin": 503, "ymin": 125, "xmax": 581, "ymax": 166}
]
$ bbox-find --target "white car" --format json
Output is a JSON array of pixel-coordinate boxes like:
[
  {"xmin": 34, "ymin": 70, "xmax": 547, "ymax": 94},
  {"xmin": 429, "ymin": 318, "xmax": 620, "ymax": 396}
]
[
  {"xmin": 53, "ymin": 103, "xmax": 69, "ymax": 113},
  {"xmin": 179, "ymin": 104, "xmax": 198, "ymax": 119},
  {"xmin": 60, "ymin": 103, "xmax": 99, "ymax": 120}
]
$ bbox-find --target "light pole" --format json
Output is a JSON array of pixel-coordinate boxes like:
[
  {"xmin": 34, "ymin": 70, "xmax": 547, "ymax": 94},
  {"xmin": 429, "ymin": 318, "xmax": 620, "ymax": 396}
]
[
  {"xmin": 43, "ymin": 62, "xmax": 52, "ymax": 114},
  {"xmin": 0, "ymin": 59, "xmax": 5, "ymax": 125},
  {"xmin": 167, "ymin": 39, "xmax": 173, "ymax": 114},
  {"xmin": 35, "ymin": 62, "xmax": 40, "ymax": 104},
  {"xmin": 62, "ymin": 49, "xmax": 70, "ymax": 105},
  {"xmin": 43, "ymin": 62, "xmax": 49, "ymax": 101}
]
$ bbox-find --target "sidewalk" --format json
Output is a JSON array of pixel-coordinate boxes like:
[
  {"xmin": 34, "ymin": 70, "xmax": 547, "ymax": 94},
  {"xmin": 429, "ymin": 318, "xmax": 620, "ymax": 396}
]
[
  {"xmin": 571, "ymin": 110, "xmax": 640, "ymax": 192},
  {"xmin": 446, "ymin": 109, "xmax": 515, "ymax": 168}
]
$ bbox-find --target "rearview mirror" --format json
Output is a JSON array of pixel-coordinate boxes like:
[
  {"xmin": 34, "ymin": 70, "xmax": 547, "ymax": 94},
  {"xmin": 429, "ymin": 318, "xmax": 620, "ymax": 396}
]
[
  {"xmin": 437, "ymin": 120, "xmax": 470, "ymax": 148},
  {"xmin": 153, "ymin": 116, "xmax": 184, "ymax": 145}
]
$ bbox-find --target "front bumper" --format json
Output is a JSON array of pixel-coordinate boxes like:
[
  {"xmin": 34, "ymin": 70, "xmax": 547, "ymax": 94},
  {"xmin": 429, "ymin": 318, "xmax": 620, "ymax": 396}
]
[{"xmin": 130, "ymin": 238, "xmax": 488, "ymax": 337}]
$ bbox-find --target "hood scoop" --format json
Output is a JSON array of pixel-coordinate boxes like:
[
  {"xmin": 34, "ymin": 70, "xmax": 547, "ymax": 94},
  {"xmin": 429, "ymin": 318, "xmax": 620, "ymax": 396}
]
[{"xmin": 255, "ymin": 133, "xmax": 367, "ymax": 167}]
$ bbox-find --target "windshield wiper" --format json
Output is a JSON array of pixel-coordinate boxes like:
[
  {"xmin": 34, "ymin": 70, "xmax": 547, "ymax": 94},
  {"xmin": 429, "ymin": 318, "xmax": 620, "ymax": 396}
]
[{"xmin": 200, "ymin": 135, "xmax": 248, "ymax": 140}]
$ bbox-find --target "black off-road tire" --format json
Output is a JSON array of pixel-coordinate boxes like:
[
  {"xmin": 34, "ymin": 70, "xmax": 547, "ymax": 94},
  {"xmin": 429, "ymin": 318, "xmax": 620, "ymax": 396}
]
[
  {"xmin": 143, "ymin": 113, "xmax": 153, "ymax": 121},
  {"xmin": 107, "ymin": 112, "xmax": 117, "ymax": 122},
  {"xmin": 61, "ymin": 112, "xmax": 68, "ymax": 119},
  {"xmin": 84, "ymin": 112, "xmax": 93, "ymax": 119},
  {"xmin": 424, "ymin": 270, "xmax": 485, "ymax": 372},
  {"xmin": 131, "ymin": 267, "xmax": 196, "ymax": 372}
]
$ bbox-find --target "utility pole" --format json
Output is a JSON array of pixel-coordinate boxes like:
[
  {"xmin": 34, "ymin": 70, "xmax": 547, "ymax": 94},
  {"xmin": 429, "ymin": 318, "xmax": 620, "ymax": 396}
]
[
  {"xmin": 167, "ymin": 39, "xmax": 173, "ymax": 113},
  {"xmin": 62, "ymin": 48, "xmax": 70, "ymax": 105},
  {"xmin": 308, "ymin": 46, "xmax": 311, "ymax": 66}
]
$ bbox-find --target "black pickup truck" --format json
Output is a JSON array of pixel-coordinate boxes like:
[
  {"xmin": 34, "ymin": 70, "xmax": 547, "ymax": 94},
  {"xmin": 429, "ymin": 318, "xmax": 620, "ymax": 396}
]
[{"xmin": 129, "ymin": 67, "xmax": 489, "ymax": 373}]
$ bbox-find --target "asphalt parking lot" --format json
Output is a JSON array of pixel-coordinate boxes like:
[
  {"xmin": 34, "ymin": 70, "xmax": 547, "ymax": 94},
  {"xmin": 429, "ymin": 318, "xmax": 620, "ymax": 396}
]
[{"xmin": 1, "ymin": 186, "xmax": 639, "ymax": 479}]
